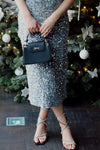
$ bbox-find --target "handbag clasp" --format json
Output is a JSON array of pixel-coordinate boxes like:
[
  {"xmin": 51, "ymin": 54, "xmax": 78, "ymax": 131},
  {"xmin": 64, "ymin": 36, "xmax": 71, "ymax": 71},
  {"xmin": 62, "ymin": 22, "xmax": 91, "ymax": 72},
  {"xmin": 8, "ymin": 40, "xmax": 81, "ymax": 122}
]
[{"xmin": 34, "ymin": 47, "xmax": 40, "ymax": 50}]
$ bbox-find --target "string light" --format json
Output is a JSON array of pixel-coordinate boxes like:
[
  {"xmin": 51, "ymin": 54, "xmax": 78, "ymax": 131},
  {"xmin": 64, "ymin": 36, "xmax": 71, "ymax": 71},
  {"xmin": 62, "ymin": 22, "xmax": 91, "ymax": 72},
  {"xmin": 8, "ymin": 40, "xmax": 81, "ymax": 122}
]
[
  {"xmin": 13, "ymin": 46, "xmax": 17, "ymax": 50},
  {"xmin": 67, "ymin": 40, "xmax": 69, "ymax": 43},
  {"xmin": 8, "ymin": 44, "xmax": 11, "ymax": 47},
  {"xmin": 77, "ymin": 70, "xmax": 82, "ymax": 75},
  {"xmin": 81, "ymin": 6, "xmax": 88, "ymax": 13},
  {"xmin": 90, "ymin": 8, "xmax": 93, "ymax": 11},
  {"xmin": 98, "ymin": 20, "xmax": 100, "ymax": 24},
  {"xmin": 70, "ymin": 64, "xmax": 73, "ymax": 67},
  {"xmin": 83, "ymin": 67, "xmax": 88, "ymax": 72},
  {"xmin": 17, "ymin": 51, "xmax": 20, "ymax": 54},
  {"xmin": 10, "ymin": 11, "xmax": 15, "ymax": 15},
  {"xmin": 92, "ymin": 16, "xmax": 95, "ymax": 19},
  {"xmin": 8, "ymin": 30, "xmax": 11, "ymax": 34},
  {"xmin": 77, "ymin": 35, "xmax": 81, "ymax": 38}
]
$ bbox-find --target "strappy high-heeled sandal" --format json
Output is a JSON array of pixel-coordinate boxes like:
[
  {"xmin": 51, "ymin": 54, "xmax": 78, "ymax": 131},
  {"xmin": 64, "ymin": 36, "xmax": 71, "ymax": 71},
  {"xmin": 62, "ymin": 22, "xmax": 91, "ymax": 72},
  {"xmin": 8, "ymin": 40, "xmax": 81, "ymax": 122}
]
[
  {"xmin": 56, "ymin": 112, "xmax": 76, "ymax": 149},
  {"xmin": 33, "ymin": 116, "xmax": 48, "ymax": 145}
]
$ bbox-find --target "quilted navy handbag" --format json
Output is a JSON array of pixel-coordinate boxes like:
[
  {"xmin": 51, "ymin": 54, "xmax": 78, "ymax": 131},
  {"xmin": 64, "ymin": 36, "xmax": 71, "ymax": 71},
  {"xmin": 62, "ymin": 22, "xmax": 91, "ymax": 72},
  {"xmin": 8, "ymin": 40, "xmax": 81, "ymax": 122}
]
[{"xmin": 23, "ymin": 33, "xmax": 52, "ymax": 65}]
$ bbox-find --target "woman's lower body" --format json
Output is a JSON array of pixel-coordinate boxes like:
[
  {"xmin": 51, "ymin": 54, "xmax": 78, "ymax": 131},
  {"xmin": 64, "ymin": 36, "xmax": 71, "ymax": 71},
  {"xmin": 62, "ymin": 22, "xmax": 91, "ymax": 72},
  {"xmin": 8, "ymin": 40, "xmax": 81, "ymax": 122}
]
[{"xmin": 17, "ymin": 0, "xmax": 76, "ymax": 149}]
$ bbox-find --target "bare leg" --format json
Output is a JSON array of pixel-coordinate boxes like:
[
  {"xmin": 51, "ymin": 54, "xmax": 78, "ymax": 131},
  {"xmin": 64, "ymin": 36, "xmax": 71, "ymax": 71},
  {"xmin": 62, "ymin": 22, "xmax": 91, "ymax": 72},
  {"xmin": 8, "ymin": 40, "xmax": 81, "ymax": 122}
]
[
  {"xmin": 51, "ymin": 103, "xmax": 76, "ymax": 150},
  {"xmin": 33, "ymin": 107, "xmax": 50, "ymax": 143}
]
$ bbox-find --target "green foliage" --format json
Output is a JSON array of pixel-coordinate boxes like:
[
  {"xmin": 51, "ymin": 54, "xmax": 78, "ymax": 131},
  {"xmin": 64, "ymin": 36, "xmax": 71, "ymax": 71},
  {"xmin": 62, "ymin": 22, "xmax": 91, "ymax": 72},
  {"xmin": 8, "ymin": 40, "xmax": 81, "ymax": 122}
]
[
  {"xmin": 14, "ymin": 91, "xmax": 29, "ymax": 103},
  {"xmin": 92, "ymin": 99, "xmax": 100, "ymax": 107},
  {"xmin": 0, "ymin": 3, "xmax": 28, "ymax": 103}
]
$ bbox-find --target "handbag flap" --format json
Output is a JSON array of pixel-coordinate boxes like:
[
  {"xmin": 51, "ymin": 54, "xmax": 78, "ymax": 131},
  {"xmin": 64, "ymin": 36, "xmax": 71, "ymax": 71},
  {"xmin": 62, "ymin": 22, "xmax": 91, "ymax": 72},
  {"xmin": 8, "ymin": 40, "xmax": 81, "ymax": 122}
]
[{"xmin": 27, "ymin": 40, "xmax": 45, "ymax": 53}]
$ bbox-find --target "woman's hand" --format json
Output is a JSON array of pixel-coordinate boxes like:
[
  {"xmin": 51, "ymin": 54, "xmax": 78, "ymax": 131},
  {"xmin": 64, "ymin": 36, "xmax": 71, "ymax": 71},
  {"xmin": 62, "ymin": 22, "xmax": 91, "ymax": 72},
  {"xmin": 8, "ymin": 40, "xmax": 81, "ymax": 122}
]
[
  {"xmin": 39, "ymin": 15, "xmax": 57, "ymax": 37},
  {"xmin": 24, "ymin": 15, "xmax": 41, "ymax": 34}
]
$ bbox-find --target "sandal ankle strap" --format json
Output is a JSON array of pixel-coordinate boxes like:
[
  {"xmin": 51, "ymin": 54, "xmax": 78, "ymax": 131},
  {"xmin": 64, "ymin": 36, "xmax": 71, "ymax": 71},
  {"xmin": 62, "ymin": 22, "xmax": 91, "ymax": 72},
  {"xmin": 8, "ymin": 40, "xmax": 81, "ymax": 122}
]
[
  {"xmin": 56, "ymin": 112, "xmax": 70, "ymax": 134},
  {"xmin": 56, "ymin": 112, "xmax": 66, "ymax": 119},
  {"xmin": 60, "ymin": 122, "xmax": 70, "ymax": 134},
  {"xmin": 36, "ymin": 116, "xmax": 47, "ymax": 126}
]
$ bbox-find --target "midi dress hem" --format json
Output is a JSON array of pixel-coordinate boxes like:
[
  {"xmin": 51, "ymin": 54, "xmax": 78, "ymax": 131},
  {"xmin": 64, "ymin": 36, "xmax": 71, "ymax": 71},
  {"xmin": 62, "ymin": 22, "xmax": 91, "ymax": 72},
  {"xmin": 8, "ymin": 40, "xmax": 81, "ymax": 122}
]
[{"xmin": 28, "ymin": 96, "xmax": 67, "ymax": 108}]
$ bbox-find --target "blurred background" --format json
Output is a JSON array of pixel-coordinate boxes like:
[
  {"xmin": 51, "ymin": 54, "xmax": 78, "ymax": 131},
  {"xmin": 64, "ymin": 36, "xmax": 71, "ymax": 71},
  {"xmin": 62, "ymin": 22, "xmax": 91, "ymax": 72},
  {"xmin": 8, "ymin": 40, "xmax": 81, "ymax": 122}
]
[{"xmin": 0, "ymin": 0, "xmax": 100, "ymax": 107}]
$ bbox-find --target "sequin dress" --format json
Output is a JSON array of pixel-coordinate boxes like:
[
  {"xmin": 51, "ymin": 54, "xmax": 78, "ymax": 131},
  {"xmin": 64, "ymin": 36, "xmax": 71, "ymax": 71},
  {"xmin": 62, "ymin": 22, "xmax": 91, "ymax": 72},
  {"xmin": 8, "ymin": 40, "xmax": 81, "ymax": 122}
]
[{"xmin": 17, "ymin": 0, "xmax": 69, "ymax": 108}]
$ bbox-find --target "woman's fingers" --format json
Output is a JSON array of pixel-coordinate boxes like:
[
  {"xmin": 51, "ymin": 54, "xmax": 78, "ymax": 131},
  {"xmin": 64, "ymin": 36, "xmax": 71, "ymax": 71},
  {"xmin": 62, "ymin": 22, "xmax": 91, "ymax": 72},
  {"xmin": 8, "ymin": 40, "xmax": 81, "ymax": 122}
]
[
  {"xmin": 38, "ymin": 23, "xmax": 41, "ymax": 30},
  {"xmin": 41, "ymin": 26, "xmax": 51, "ymax": 36},
  {"xmin": 28, "ymin": 26, "xmax": 39, "ymax": 34},
  {"xmin": 40, "ymin": 24, "xmax": 48, "ymax": 34},
  {"xmin": 41, "ymin": 29, "xmax": 51, "ymax": 37},
  {"xmin": 36, "ymin": 23, "xmax": 40, "ymax": 32},
  {"xmin": 25, "ymin": 16, "xmax": 42, "ymax": 34},
  {"xmin": 27, "ymin": 21, "xmax": 41, "ymax": 34},
  {"xmin": 32, "ymin": 22, "xmax": 41, "ymax": 33},
  {"xmin": 30, "ymin": 27, "xmax": 35, "ymax": 34}
]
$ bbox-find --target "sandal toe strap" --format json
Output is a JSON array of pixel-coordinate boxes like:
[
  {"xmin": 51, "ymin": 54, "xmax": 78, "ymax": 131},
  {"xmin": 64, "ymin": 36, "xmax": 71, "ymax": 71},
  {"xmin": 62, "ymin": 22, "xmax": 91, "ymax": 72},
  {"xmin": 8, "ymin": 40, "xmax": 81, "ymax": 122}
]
[
  {"xmin": 34, "ymin": 133, "xmax": 47, "ymax": 139},
  {"xmin": 63, "ymin": 140, "xmax": 76, "ymax": 146}
]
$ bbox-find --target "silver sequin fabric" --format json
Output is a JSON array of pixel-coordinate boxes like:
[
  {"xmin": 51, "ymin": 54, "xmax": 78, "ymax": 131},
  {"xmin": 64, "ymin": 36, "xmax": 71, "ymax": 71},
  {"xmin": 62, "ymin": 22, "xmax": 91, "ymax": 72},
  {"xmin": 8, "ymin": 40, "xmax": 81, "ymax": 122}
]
[{"xmin": 17, "ymin": 0, "xmax": 69, "ymax": 108}]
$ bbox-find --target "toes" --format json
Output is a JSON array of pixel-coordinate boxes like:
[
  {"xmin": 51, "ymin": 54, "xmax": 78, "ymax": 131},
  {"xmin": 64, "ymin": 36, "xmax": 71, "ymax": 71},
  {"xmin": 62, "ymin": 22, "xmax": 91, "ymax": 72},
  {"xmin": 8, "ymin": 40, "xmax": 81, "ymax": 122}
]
[
  {"xmin": 64, "ymin": 143, "xmax": 75, "ymax": 150},
  {"xmin": 64, "ymin": 144, "xmax": 71, "ymax": 149},
  {"xmin": 39, "ymin": 136, "xmax": 46, "ymax": 143},
  {"xmin": 33, "ymin": 138, "xmax": 39, "ymax": 143},
  {"xmin": 72, "ymin": 144, "xmax": 76, "ymax": 149}
]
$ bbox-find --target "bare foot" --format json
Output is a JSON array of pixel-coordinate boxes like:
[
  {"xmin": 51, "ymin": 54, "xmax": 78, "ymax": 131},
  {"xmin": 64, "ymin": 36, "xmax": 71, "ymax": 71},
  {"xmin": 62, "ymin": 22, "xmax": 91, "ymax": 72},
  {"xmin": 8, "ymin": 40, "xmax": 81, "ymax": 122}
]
[{"xmin": 33, "ymin": 117, "xmax": 47, "ymax": 144}]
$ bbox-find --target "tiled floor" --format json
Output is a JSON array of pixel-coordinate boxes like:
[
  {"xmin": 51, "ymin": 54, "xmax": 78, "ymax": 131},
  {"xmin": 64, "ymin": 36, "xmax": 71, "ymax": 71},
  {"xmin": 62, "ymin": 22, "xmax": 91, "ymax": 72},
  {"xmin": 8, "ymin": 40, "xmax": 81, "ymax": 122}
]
[{"xmin": 0, "ymin": 88, "xmax": 100, "ymax": 150}]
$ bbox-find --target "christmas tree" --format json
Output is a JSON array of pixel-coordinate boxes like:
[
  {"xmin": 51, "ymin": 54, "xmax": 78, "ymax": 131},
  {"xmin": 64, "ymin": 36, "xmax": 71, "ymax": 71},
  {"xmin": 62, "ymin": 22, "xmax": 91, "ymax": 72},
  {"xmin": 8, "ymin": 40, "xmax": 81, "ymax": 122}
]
[
  {"xmin": 0, "ymin": 0, "xmax": 28, "ymax": 103},
  {"xmin": 67, "ymin": 0, "xmax": 100, "ymax": 106},
  {"xmin": 0, "ymin": 0, "xmax": 100, "ymax": 106}
]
